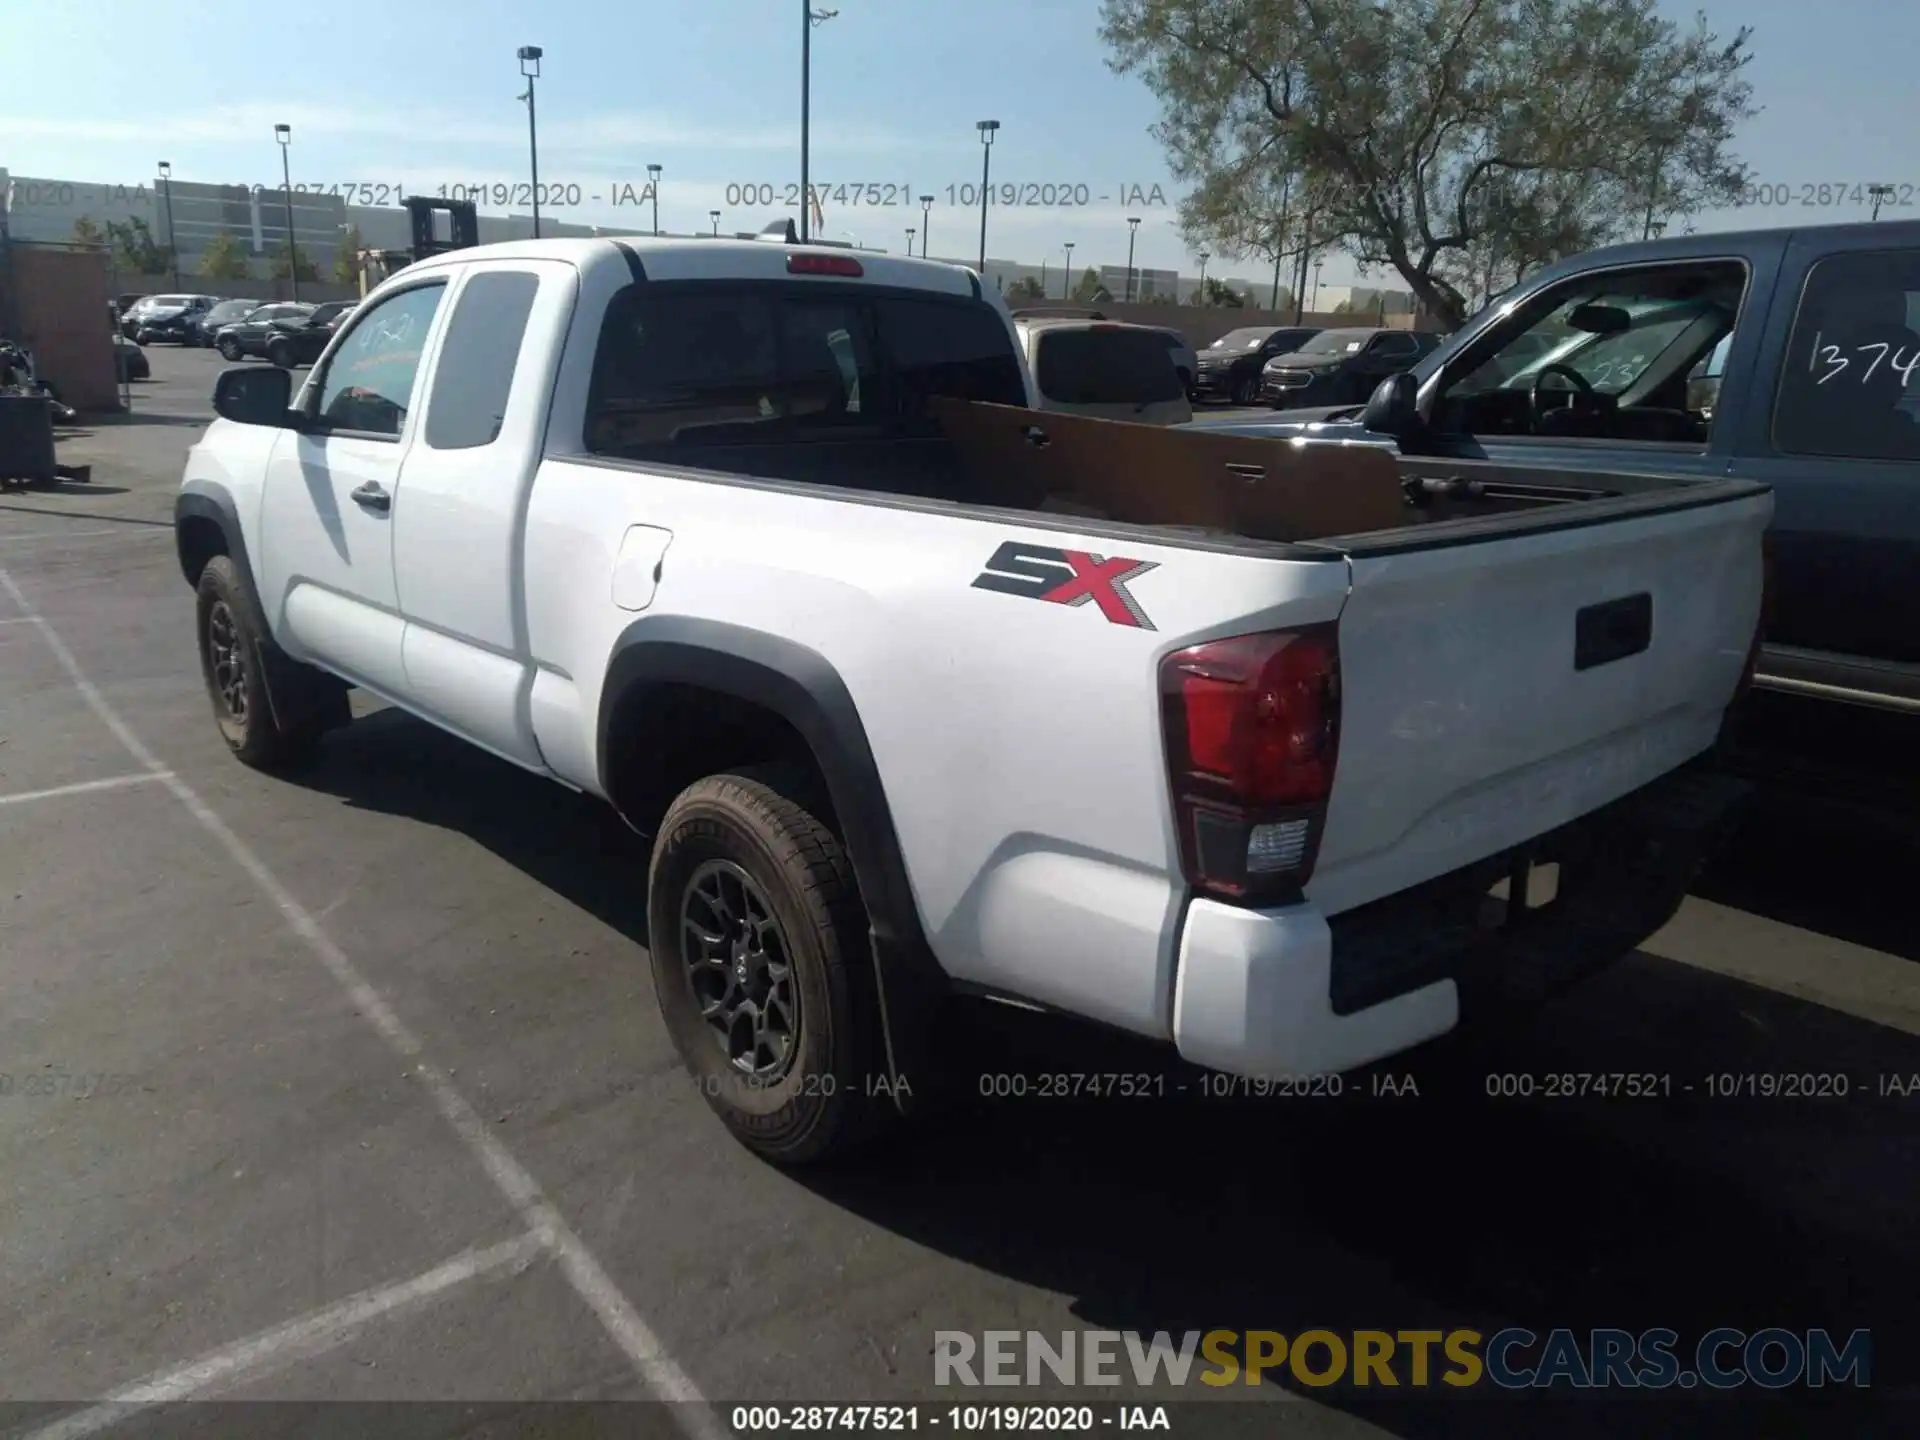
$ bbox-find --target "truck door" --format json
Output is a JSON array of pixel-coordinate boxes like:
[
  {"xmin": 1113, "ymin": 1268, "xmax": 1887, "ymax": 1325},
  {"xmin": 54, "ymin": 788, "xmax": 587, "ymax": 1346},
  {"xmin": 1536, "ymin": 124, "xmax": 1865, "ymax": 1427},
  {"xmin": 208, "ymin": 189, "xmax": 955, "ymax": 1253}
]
[
  {"xmin": 256, "ymin": 278, "xmax": 451, "ymax": 698},
  {"xmin": 1730, "ymin": 234, "xmax": 1920, "ymax": 690},
  {"xmin": 389, "ymin": 259, "xmax": 576, "ymax": 769}
]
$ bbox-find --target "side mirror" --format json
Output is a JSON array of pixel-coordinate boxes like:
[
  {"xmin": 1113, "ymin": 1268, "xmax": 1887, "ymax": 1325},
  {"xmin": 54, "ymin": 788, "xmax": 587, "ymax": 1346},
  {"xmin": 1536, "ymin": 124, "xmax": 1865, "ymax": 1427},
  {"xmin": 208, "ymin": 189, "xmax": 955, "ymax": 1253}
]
[
  {"xmin": 1360, "ymin": 371, "xmax": 1418, "ymax": 437},
  {"xmin": 213, "ymin": 365, "xmax": 295, "ymax": 427}
]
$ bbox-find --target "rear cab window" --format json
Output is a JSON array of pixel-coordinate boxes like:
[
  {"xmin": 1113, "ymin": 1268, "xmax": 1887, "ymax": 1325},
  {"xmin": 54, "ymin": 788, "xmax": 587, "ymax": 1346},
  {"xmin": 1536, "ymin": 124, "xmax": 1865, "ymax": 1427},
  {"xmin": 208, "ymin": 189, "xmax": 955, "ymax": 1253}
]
[
  {"xmin": 1772, "ymin": 248, "xmax": 1920, "ymax": 462},
  {"xmin": 1031, "ymin": 327, "xmax": 1184, "ymax": 406},
  {"xmin": 424, "ymin": 271, "xmax": 541, "ymax": 449},
  {"xmin": 584, "ymin": 283, "xmax": 1026, "ymax": 456}
]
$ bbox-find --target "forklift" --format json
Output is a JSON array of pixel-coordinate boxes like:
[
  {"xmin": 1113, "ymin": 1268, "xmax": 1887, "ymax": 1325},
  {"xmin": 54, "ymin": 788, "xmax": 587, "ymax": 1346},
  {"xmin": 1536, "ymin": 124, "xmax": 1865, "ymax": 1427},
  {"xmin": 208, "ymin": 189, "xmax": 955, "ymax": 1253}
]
[{"xmin": 355, "ymin": 195, "xmax": 480, "ymax": 296}]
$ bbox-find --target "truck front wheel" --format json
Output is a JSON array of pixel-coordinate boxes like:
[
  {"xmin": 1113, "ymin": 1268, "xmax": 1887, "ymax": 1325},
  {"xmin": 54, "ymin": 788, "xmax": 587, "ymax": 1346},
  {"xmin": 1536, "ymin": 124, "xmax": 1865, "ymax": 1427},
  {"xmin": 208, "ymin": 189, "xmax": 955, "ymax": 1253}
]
[
  {"xmin": 647, "ymin": 766, "xmax": 892, "ymax": 1165},
  {"xmin": 195, "ymin": 556, "xmax": 326, "ymax": 770}
]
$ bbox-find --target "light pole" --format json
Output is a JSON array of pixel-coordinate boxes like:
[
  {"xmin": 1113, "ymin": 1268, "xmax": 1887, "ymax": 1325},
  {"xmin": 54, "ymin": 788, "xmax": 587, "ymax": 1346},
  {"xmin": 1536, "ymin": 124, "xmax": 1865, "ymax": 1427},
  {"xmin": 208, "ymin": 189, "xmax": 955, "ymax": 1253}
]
[
  {"xmin": 710, "ymin": 209, "xmax": 721, "ymax": 236},
  {"xmin": 919, "ymin": 194, "xmax": 933, "ymax": 257},
  {"xmin": 905, "ymin": 226, "xmax": 915, "ymax": 255},
  {"xmin": 1124, "ymin": 216, "xmax": 1141, "ymax": 303},
  {"xmin": 273, "ymin": 123, "xmax": 298, "ymax": 301},
  {"xmin": 800, "ymin": 6, "xmax": 839, "ymax": 243},
  {"xmin": 1312, "ymin": 257, "xmax": 1324, "ymax": 314},
  {"xmin": 1062, "ymin": 241, "xmax": 1074, "ymax": 299},
  {"xmin": 1869, "ymin": 183, "xmax": 1894, "ymax": 222},
  {"xmin": 517, "ymin": 46, "xmax": 544, "ymax": 239},
  {"xmin": 157, "ymin": 161, "xmax": 179, "ymax": 287},
  {"xmin": 647, "ymin": 163, "xmax": 662, "ymax": 235},
  {"xmin": 1196, "ymin": 248, "xmax": 1209, "ymax": 303},
  {"xmin": 974, "ymin": 120, "xmax": 999, "ymax": 274}
]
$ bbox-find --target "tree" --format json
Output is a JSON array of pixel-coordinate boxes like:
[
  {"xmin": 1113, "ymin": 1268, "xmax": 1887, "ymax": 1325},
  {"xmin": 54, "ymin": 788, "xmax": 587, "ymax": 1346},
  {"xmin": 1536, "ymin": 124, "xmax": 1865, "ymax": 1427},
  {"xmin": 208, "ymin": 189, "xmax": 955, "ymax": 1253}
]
[
  {"xmin": 71, "ymin": 215, "xmax": 107, "ymax": 248},
  {"xmin": 1333, "ymin": 297, "xmax": 1356, "ymax": 314},
  {"xmin": 106, "ymin": 216, "xmax": 171, "ymax": 275},
  {"xmin": 1200, "ymin": 276, "xmax": 1245, "ymax": 307},
  {"xmin": 1070, "ymin": 267, "xmax": 1112, "ymax": 304},
  {"xmin": 1101, "ymin": 0, "xmax": 1756, "ymax": 328},
  {"xmin": 1005, "ymin": 275, "xmax": 1047, "ymax": 301},
  {"xmin": 200, "ymin": 232, "xmax": 254, "ymax": 281},
  {"xmin": 270, "ymin": 240, "xmax": 320, "ymax": 283},
  {"xmin": 331, "ymin": 226, "xmax": 366, "ymax": 286}
]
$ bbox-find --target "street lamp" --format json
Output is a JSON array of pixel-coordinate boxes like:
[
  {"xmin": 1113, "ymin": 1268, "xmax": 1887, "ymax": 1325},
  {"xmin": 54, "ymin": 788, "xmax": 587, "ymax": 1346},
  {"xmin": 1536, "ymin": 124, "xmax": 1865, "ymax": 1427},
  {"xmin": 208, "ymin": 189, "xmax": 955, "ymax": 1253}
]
[
  {"xmin": 1061, "ymin": 241, "xmax": 1074, "ymax": 299},
  {"xmin": 974, "ymin": 120, "xmax": 1000, "ymax": 273},
  {"xmin": 1124, "ymin": 216, "xmax": 1141, "ymax": 303},
  {"xmin": 647, "ymin": 163, "xmax": 662, "ymax": 235},
  {"xmin": 710, "ymin": 209, "xmax": 722, "ymax": 236},
  {"xmin": 919, "ymin": 194, "xmax": 933, "ymax": 257},
  {"xmin": 273, "ymin": 123, "xmax": 298, "ymax": 302},
  {"xmin": 905, "ymin": 227, "xmax": 915, "ymax": 255},
  {"xmin": 517, "ymin": 46, "xmax": 544, "ymax": 239},
  {"xmin": 1312, "ymin": 257, "xmax": 1324, "ymax": 313},
  {"xmin": 1869, "ymin": 183, "xmax": 1895, "ymax": 222},
  {"xmin": 800, "ymin": 5, "xmax": 839, "ymax": 243},
  {"xmin": 157, "ymin": 161, "xmax": 179, "ymax": 288},
  {"xmin": 1196, "ymin": 248, "xmax": 1209, "ymax": 303}
]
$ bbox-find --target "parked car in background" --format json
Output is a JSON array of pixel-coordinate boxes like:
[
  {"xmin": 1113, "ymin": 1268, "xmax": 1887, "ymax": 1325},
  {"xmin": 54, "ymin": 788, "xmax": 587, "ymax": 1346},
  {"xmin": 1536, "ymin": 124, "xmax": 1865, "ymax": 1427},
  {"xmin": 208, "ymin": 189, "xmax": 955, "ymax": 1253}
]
[
  {"xmin": 264, "ymin": 301, "xmax": 358, "ymax": 368},
  {"xmin": 113, "ymin": 293, "xmax": 149, "ymax": 326},
  {"xmin": 1259, "ymin": 327, "xmax": 1441, "ymax": 407},
  {"xmin": 114, "ymin": 333, "xmax": 151, "ymax": 382},
  {"xmin": 1192, "ymin": 218, "xmax": 1920, "ymax": 716},
  {"xmin": 1012, "ymin": 315, "xmax": 1193, "ymax": 425},
  {"xmin": 1155, "ymin": 328, "xmax": 1197, "ymax": 394},
  {"xmin": 215, "ymin": 302, "xmax": 314, "ymax": 360},
  {"xmin": 1191, "ymin": 326, "xmax": 1323, "ymax": 406},
  {"xmin": 131, "ymin": 294, "xmax": 220, "ymax": 344},
  {"xmin": 193, "ymin": 299, "xmax": 263, "ymax": 348}
]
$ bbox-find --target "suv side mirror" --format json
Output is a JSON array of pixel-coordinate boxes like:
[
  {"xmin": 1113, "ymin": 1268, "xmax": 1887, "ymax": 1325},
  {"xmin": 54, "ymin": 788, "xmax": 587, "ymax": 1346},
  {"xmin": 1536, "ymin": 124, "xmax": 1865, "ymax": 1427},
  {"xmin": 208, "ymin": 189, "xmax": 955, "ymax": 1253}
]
[
  {"xmin": 1361, "ymin": 371, "xmax": 1418, "ymax": 437},
  {"xmin": 213, "ymin": 365, "xmax": 295, "ymax": 427}
]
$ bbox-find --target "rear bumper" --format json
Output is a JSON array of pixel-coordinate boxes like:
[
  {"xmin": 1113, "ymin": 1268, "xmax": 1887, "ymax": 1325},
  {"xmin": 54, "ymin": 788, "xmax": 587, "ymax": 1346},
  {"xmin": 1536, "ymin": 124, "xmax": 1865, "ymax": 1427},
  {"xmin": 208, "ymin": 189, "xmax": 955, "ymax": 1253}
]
[{"xmin": 1171, "ymin": 764, "xmax": 1748, "ymax": 1076}]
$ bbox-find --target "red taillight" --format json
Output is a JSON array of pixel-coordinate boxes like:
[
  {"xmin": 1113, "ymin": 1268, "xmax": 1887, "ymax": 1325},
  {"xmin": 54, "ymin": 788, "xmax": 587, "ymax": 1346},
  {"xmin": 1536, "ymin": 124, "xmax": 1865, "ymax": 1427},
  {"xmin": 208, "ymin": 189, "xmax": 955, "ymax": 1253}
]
[
  {"xmin": 787, "ymin": 252, "xmax": 864, "ymax": 277},
  {"xmin": 1161, "ymin": 625, "xmax": 1341, "ymax": 903}
]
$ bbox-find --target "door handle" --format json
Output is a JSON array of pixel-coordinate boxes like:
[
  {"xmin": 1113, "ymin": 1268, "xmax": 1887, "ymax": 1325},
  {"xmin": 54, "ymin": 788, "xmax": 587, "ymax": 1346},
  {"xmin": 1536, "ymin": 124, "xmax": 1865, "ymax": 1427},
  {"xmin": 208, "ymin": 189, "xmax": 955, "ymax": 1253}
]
[{"xmin": 350, "ymin": 481, "xmax": 391, "ymax": 513}]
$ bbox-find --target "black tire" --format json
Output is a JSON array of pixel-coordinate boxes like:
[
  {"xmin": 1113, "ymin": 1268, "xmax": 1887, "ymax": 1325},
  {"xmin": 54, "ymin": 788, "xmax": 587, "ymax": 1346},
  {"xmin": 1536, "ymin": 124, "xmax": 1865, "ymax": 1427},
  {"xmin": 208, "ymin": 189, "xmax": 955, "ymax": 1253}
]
[
  {"xmin": 1232, "ymin": 374, "xmax": 1257, "ymax": 406},
  {"xmin": 194, "ymin": 556, "xmax": 325, "ymax": 771},
  {"xmin": 266, "ymin": 339, "xmax": 294, "ymax": 369},
  {"xmin": 217, "ymin": 336, "xmax": 242, "ymax": 361},
  {"xmin": 647, "ymin": 766, "xmax": 893, "ymax": 1166}
]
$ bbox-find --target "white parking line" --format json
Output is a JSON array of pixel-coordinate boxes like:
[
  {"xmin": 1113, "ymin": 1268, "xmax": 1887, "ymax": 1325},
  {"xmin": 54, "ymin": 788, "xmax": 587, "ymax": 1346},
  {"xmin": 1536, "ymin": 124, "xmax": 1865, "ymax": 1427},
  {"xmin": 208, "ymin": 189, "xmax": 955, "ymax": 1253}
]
[
  {"xmin": 21, "ymin": 1233, "xmax": 546, "ymax": 1440},
  {"xmin": 0, "ymin": 772, "xmax": 174, "ymax": 807},
  {"xmin": 0, "ymin": 528, "xmax": 146, "ymax": 546},
  {"xmin": 0, "ymin": 568, "xmax": 727, "ymax": 1440}
]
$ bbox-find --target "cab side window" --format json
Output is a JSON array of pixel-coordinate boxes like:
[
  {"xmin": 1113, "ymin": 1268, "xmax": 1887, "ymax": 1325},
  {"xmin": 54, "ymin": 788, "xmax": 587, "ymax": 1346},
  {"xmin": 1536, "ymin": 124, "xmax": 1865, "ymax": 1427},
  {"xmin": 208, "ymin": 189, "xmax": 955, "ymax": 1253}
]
[
  {"xmin": 1772, "ymin": 249, "xmax": 1920, "ymax": 463},
  {"xmin": 314, "ymin": 282, "xmax": 447, "ymax": 438},
  {"xmin": 424, "ymin": 272, "xmax": 540, "ymax": 450}
]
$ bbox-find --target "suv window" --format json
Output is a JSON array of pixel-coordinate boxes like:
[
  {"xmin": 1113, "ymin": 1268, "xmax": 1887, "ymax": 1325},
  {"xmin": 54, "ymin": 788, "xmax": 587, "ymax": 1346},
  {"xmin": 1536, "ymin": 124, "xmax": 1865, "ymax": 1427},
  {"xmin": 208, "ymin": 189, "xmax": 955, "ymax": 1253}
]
[
  {"xmin": 586, "ymin": 284, "xmax": 1025, "ymax": 454},
  {"xmin": 1370, "ymin": 332, "xmax": 1421, "ymax": 358},
  {"xmin": 425, "ymin": 271, "xmax": 540, "ymax": 450},
  {"xmin": 1033, "ymin": 328, "xmax": 1183, "ymax": 405},
  {"xmin": 314, "ymin": 282, "xmax": 446, "ymax": 437},
  {"xmin": 1773, "ymin": 249, "xmax": 1920, "ymax": 463}
]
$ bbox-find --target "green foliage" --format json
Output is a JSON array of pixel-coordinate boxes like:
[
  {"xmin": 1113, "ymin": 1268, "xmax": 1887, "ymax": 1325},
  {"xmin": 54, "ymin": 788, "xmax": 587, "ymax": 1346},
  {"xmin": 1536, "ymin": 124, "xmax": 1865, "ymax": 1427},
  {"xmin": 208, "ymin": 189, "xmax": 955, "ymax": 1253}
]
[
  {"xmin": 70, "ymin": 215, "xmax": 107, "ymax": 248},
  {"xmin": 1101, "ymin": 0, "xmax": 1756, "ymax": 327},
  {"xmin": 1069, "ymin": 267, "xmax": 1111, "ymax": 304},
  {"xmin": 106, "ymin": 216, "xmax": 171, "ymax": 274},
  {"xmin": 1201, "ymin": 276, "xmax": 1244, "ymax": 308},
  {"xmin": 332, "ymin": 226, "xmax": 366, "ymax": 286},
  {"xmin": 269, "ymin": 240, "xmax": 320, "ymax": 282},
  {"xmin": 1005, "ymin": 274, "xmax": 1047, "ymax": 301},
  {"xmin": 199, "ymin": 232, "xmax": 254, "ymax": 281}
]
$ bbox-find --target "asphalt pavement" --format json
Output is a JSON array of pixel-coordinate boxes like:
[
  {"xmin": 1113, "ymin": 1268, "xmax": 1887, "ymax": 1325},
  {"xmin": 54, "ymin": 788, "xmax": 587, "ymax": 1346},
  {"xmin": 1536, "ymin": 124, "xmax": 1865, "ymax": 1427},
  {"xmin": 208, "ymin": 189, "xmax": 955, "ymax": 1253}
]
[{"xmin": 1, "ymin": 346, "xmax": 1915, "ymax": 1438}]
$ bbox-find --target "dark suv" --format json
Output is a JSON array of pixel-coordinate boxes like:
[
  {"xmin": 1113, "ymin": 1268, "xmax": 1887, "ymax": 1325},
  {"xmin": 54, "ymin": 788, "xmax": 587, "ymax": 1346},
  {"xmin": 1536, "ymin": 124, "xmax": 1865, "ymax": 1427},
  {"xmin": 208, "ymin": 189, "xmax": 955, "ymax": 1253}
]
[
  {"xmin": 1259, "ymin": 327, "xmax": 1441, "ymax": 407},
  {"xmin": 263, "ymin": 301, "xmax": 358, "ymax": 368},
  {"xmin": 192, "ymin": 299, "xmax": 264, "ymax": 348},
  {"xmin": 214, "ymin": 302, "xmax": 314, "ymax": 360},
  {"xmin": 1191, "ymin": 326, "xmax": 1324, "ymax": 406}
]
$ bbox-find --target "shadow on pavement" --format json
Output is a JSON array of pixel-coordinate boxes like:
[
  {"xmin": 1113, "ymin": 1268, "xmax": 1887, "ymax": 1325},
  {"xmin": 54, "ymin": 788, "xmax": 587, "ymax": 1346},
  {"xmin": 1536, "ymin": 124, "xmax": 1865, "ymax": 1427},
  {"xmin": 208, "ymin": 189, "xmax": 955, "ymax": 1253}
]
[{"xmin": 293, "ymin": 705, "xmax": 1916, "ymax": 1438}]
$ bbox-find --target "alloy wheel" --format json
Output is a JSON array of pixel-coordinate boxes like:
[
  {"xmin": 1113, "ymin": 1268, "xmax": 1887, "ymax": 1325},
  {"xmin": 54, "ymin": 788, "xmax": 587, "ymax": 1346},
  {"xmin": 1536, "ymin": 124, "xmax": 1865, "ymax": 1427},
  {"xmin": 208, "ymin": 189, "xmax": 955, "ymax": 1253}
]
[
  {"xmin": 679, "ymin": 859, "xmax": 800, "ymax": 1082},
  {"xmin": 206, "ymin": 600, "xmax": 248, "ymax": 723}
]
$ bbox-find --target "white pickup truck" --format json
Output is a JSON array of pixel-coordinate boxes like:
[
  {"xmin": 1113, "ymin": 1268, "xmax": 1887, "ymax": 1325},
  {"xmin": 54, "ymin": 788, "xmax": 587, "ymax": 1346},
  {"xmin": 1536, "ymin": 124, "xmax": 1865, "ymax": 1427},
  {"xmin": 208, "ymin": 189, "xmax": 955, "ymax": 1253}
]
[{"xmin": 175, "ymin": 235, "xmax": 1770, "ymax": 1164}]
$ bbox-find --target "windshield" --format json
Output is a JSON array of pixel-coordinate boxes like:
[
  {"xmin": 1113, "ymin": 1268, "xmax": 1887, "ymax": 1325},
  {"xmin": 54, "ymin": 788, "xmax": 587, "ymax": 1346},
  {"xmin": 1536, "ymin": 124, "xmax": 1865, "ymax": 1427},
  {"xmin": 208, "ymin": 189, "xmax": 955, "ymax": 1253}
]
[
  {"xmin": 208, "ymin": 301, "xmax": 259, "ymax": 321},
  {"xmin": 1297, "ymin": 329, "xmax": 1379, "ymax": 356},
  {"xmin": 1034, "ymin": 328, "xmax": 1184, "ymax": 405},
  {"xmin": 1207, "ymin": 328, "xmax": 1277, "ymax": 352},
  {"xmin": 311, "ymin": 303, "xmax": 352, "ymax": 324},
  {"xmin": 149, "ymin": 295, "xmax": 194, "ymax": 309}
]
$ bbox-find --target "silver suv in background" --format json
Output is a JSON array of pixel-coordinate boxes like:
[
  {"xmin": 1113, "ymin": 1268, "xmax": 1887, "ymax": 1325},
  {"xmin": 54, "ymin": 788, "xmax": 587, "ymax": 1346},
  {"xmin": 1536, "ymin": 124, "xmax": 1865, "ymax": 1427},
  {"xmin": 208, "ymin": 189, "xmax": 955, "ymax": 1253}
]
[{"xmin": 1010, "ymin": 314, "xmax": 1194, "ymax": 425}]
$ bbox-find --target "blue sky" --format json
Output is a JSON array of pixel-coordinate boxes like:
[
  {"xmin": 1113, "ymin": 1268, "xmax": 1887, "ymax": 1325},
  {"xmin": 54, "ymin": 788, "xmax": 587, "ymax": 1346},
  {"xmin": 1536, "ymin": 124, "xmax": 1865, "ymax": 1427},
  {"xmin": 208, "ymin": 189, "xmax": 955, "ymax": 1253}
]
[{"xmin": 3, "ymin": 0, "xmax": 1914, "ymax": 290}]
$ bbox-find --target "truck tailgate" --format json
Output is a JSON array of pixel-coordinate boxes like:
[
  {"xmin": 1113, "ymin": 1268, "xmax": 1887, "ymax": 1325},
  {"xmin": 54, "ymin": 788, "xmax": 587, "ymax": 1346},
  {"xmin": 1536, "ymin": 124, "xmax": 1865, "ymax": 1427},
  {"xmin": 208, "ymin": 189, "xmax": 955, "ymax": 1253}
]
[{"xmin": 1306, "ymin": 483, "xmax": 1772, "ymax": 917}]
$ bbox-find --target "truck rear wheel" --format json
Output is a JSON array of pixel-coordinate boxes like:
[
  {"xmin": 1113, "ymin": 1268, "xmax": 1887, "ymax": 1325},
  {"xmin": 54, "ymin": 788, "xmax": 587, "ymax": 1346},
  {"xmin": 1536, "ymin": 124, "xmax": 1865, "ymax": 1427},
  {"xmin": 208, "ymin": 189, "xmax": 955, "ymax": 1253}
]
[
  {"xmin": 646, "ymin": 766, "xmax": 892, "ymax": 1165},
  {"xmin": 195, "ymin": 556, "xmax": 326, "ymax": 771}
]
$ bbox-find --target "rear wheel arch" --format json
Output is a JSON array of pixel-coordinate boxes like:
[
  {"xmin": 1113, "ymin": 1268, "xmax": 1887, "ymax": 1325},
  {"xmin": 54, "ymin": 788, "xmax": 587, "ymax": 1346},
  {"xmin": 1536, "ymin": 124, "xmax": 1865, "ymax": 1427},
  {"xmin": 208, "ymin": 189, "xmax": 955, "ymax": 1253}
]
[{"xmin": 598, "ymin": 618, "xmax": 949, "ymax": 1096}]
